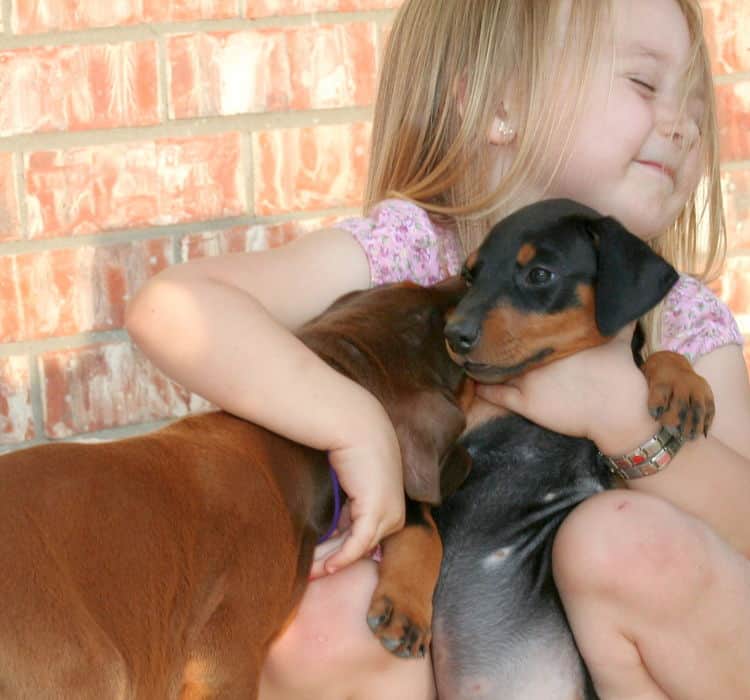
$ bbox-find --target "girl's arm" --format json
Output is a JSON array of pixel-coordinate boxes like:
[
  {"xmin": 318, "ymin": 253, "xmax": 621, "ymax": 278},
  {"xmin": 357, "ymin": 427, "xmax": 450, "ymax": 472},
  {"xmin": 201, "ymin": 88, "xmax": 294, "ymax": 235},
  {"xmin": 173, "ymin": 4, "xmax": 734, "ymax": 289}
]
[
  {"xmin": 477, "ymin": 331, "xmax": 750, "ymax": 556},
  {"xmin": 125, "ymin": 228, "xmax": 405, "ymax": 572},
  {"xmin": 624, "ymin": 344, "xmax": 750, "ymax": 557}
]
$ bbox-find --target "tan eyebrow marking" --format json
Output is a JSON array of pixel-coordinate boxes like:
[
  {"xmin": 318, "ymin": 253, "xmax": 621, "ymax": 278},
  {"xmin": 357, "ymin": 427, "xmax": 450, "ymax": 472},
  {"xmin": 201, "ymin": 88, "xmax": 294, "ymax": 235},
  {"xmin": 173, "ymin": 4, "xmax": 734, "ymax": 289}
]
[{"xmin": 516, "ymin": 244, "xmax": 536, "ymax": 266}]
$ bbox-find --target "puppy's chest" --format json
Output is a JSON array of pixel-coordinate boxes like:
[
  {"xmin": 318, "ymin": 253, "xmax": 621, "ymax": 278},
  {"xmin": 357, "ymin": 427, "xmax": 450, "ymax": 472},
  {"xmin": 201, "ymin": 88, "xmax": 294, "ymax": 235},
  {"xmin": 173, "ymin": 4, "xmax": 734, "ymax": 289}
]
[{"xmin": 439, "ymin": 415, "xmax": 612, "ymax": 548}]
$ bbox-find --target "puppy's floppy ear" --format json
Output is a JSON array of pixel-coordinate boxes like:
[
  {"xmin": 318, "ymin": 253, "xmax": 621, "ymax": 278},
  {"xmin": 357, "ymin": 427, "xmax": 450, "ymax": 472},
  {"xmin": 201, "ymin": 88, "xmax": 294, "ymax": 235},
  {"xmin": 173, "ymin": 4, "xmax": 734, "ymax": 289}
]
[
  {"xmin": 589, "ymin": 216, "xmax": 679, "ymax": 337},
  {"xmin": 393, "ymin": 390, "xmax": 470, "ymax": 505}
]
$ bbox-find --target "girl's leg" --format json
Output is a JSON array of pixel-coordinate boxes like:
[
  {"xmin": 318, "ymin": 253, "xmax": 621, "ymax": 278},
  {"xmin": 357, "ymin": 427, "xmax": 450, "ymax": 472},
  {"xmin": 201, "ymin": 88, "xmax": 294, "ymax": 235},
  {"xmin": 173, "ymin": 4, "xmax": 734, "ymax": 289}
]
[{"xmin": 552, "ymin": 490, "xmax": 750, "ymax": 700}]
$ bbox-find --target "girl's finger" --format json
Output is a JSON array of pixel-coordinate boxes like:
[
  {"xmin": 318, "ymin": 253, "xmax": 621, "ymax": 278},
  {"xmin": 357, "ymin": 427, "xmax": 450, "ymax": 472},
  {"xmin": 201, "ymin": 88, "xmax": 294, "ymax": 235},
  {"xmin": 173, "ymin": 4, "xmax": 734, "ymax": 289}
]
[
  {"xmin": 308, "ymin": 532, "xmax": 346, "ymax": 579},
  {"xmin": 324, "ymin": 517, "xmax": 377, "ymax": 573}
]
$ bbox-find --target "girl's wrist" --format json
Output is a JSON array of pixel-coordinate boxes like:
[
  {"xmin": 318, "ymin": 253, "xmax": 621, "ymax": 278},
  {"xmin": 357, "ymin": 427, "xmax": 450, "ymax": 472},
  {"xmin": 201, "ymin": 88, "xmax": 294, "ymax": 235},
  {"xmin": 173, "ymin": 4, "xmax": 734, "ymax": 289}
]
[
  {"xmin": 587, "ymin": 364, "xmax": 660, "ymax": 457},
  {"xmin": 328, "ymin": 379, "xmax": 395, "ymax": 449},
  {"xmin": 592, "ymin": 413, "xmax": 661, "ymax": 459}
]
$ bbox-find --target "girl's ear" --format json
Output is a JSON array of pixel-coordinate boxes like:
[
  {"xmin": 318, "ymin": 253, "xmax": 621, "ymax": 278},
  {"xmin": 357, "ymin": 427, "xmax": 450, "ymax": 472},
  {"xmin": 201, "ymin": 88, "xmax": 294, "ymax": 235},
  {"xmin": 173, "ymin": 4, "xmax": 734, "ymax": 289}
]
[{"xmin": 590, "ymin": 217, "xmax": 679, "ymax": 337}]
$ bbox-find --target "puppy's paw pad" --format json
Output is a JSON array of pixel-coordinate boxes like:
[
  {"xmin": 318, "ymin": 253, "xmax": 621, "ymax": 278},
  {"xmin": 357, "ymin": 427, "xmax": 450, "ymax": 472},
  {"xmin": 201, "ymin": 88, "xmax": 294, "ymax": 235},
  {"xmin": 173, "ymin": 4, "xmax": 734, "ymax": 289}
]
[{"xmin": 367, "ymin": 594, "xmax": 430, "ymax": 659}]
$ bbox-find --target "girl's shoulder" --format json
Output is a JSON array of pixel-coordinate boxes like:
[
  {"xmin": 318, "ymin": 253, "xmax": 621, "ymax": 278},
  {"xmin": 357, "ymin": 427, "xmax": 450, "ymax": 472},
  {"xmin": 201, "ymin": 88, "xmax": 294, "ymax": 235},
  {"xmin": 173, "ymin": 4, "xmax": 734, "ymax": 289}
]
[
  {"xmin": 337, "ymin": 199, "xmax": 463, "ymax": 287},
  {"xmin": 661, "ymin": 274, "xmax": 744, "ymax": 363}
]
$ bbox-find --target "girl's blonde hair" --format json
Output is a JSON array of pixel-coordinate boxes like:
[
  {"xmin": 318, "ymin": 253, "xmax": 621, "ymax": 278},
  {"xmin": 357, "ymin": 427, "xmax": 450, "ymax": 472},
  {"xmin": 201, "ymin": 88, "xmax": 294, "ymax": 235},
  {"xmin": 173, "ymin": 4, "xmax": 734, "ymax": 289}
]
[{"xmin": 365, "ymin": 0, "xmax": 726, "ymax": 348}]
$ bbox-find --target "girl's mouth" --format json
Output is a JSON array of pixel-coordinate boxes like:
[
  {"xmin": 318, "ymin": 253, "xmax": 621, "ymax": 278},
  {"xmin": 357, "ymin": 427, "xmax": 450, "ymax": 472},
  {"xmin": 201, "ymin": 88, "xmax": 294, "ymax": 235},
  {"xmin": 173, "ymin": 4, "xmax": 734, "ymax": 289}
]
[{"xmin": 635, "ymin": 160, "xmax": 676, "ymax": 182}]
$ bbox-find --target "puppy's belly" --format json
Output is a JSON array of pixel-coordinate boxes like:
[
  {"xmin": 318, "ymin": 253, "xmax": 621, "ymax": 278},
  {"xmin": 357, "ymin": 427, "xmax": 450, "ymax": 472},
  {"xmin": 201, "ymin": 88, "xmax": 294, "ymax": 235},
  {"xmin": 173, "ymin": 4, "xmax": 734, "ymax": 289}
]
[{"xmin": 433, "ymin": 630, "xmax": 585, "ymax": 700}]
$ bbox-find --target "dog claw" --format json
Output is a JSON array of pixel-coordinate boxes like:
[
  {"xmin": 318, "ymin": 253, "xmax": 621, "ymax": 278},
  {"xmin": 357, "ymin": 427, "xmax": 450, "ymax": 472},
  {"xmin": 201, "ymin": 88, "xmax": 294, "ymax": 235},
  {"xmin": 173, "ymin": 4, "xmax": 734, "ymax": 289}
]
[
  {"xmin": 367, "ymin": 612, "xmax": 389, "ymax": 632},
  {"xmin": 380, "ymin": 636, "xmax": 401, "ymax": 652}
]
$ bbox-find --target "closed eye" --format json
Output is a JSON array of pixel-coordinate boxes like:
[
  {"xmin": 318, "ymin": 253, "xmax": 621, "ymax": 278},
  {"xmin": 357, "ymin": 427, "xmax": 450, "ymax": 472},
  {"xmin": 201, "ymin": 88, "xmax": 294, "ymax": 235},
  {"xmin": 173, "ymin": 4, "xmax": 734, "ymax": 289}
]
[{"xmin": 629, "ymin": 77, "xmax": 656, "ymax": 93}]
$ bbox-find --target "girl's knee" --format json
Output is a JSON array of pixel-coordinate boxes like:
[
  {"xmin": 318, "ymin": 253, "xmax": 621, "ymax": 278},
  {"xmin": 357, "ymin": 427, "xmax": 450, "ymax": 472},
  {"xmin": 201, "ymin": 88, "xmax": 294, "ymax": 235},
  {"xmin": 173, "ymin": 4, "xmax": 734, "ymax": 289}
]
[{"xmin": 552, "ymin": 490, "xmax": 714, "ymax": 617}]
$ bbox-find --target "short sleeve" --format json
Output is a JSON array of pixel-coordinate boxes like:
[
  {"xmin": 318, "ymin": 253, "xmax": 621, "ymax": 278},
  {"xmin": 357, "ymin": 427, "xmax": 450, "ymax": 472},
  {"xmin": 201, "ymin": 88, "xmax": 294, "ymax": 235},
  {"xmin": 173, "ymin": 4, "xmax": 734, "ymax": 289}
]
[
  {"xmin": 337, "ymin": 199, "xmax": 463, "ymax": 287},
  {"xmin": 660, "ymin": 275, "xmax": 744, "ymax": 363}
]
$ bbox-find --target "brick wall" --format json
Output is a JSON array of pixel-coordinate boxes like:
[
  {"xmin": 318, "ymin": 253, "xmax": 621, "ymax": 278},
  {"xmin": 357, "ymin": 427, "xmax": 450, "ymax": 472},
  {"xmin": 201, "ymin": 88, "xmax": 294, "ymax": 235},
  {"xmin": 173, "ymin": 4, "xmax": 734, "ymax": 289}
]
[{"xmin": 0, "ymin": 0, "xmax": 747, "ymax": 451}]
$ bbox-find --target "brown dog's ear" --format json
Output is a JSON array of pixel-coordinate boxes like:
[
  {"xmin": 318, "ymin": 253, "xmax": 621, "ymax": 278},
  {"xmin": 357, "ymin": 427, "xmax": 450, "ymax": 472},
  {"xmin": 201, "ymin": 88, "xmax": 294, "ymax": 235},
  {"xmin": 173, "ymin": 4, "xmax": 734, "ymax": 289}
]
[
  {"xmin": 392, "ymin": 391, "xmax": 470, "ymax": 505},
  {"xmin": 438, "ymin": 444, "xmax": 472, "ymax": 500},
  {"xmin": 590, "ymin": 216, "xmax": 679, "ymax": 337}
]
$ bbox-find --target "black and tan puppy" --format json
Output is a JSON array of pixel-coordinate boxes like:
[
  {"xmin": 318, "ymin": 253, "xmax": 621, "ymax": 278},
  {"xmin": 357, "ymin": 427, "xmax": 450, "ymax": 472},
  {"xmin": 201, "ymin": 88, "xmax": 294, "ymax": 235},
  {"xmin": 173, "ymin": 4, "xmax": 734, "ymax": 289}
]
[{"xmin": 433, "ymin": 199, "xmax": 714, "ymax": 700}]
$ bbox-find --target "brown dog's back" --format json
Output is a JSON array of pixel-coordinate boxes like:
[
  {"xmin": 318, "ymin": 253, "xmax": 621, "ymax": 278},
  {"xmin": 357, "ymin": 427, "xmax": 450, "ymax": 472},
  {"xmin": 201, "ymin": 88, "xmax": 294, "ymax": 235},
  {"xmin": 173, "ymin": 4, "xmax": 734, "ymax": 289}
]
[{"xmin": 0, "ymin": 412, "xmax": 328, "ymax": 698}]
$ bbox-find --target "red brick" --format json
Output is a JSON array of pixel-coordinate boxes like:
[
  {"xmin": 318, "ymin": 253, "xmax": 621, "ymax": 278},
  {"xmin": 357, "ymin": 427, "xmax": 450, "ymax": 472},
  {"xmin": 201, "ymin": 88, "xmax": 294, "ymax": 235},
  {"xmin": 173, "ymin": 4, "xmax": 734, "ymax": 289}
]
[
  {"xmin": 0, "ymin": 256, "xmax": 23, "ymax": 343},
  {"xmin": 40, "ymin": 342, "xmax": 213, "ymax": 439},
  {"xmin": 716, "ymin": 81, "xmax": 750, "ymax": 163},
  {"xmin": 25, "ymin": 133, "xmax": 246, "ymax": 238},
  {"xmin": 12, "ymin": 239, "xmax": 173, "ymax": 342},
  {"xmin": 182, "ymin": 216, "xmax": 338, "ymax": 258},
  {"xmin": 0, "ymin": 43, "xmax": 159, "ymax": 137},
  {"xmin": 253, "ymin": 122, "xmax": 370, "ymax": 215},
  {"xmin": 0, "ymin": 356, "xmax": 34, "ymax": 444},
  {"xmin": 168, "ymin": 23, "xmax": 377, "ymax": 119},
  {"xmin": 702, "ymin": 0, "xmax": 750, "ymax": 75},
  {"xmin": 0, "ymin": 153, "xmax": 21, "ymax": 242},
  {"xmin": 723, "ymin": 169, "xmax": 750, "ymax": 250},
  {"xmin": 143, "ymin": 0, "xmax": 237, "ymax": 23},
  {"xmin": 245, "ymin": 0, "xmax": 402, "ymax": 18},
  {"xmin": 12, "ymin": 0, "xmax": 236, "ymax": 33},
  {"xmin": 11, "ymin": 0, "xmax": 138, "ymax": 33}
]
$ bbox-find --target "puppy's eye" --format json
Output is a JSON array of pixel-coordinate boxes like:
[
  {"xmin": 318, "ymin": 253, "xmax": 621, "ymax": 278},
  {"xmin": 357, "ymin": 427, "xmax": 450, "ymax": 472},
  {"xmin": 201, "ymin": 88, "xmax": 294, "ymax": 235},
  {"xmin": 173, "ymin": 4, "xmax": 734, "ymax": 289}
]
[{"xmin": 526, "ymin": 267, "xmax": 555, "ymax": 285}]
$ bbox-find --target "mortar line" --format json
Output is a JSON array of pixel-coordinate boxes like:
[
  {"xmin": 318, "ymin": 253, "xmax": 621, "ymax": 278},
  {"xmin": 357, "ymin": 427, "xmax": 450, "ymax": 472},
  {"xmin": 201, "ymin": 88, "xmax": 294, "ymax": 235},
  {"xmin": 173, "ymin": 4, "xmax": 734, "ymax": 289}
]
[
  {"xmin": 0, "ymin": 105, "xmax": 373, "ymax": 151},
  {"xmin": 0, "ymin": 329, "xmax": 129, "ymax": 358},
  {"xmin": 0, "ymin": 206, "xmax": 360, "ymax": 256},
  {"xmin": 28, "ymin": 348, "xmax": 46, "ymax": 445},
  {"xmin": 0, "ymin": 10, "xmax": 397, "ymax": 49},
  {"xmin": 0, "ymin": 416, "xmax": 178, "ymax": 454}
]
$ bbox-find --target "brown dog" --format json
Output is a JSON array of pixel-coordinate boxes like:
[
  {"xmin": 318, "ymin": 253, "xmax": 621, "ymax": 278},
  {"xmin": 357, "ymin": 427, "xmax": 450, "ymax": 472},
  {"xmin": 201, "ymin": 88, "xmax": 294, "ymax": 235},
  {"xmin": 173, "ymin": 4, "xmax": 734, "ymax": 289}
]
[{"xmin": 0, "ymin": 281, "xmax": 471, "ymax": 699}]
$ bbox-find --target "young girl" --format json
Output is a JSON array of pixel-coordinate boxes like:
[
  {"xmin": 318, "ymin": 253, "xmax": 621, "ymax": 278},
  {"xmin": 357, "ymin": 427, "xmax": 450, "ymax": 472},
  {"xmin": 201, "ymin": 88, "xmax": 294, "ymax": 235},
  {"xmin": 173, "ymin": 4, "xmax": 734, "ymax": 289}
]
[{"xmin": 126, "ymin": 0, "xmax": 750, "ymax": 697}]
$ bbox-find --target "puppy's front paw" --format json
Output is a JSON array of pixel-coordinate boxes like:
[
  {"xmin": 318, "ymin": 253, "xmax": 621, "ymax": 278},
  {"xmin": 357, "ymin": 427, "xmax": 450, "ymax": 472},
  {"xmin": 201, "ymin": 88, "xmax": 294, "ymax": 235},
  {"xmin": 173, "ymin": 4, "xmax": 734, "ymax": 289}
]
[
  {"xmin": 367, "ymin": 591, "xmax": 430, "ymax": 658},
  {"xmin": 643, "ymin": 351, "xmax": 715, "ymax": 439}
]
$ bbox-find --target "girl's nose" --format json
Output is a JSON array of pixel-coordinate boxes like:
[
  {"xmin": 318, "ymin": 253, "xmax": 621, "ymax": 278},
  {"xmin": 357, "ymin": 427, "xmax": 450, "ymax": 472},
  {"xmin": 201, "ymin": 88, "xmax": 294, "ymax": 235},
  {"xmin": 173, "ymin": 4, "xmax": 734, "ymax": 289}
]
[{"xmin": 655, "ymin": 101, "xmax": 700, "ymax": 150}]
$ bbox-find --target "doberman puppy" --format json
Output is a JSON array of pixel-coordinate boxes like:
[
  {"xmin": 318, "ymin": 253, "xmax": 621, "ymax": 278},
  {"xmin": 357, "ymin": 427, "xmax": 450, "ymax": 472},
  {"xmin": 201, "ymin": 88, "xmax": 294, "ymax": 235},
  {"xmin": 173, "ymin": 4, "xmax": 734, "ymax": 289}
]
[
  {"xmin": 0, "ymin": 282, "xmax": 472, "ymax": 699},
  {"xmin": 433, "ymin": 199, "xmax": 714, "ymax": 700}
]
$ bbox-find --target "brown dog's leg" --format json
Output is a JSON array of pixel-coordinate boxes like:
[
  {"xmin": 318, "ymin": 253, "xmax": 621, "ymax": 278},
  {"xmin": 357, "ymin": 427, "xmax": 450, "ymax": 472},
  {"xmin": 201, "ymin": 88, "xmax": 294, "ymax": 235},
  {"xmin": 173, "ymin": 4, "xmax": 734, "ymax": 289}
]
[
  {"xmin": 642, "ymin": 350, "xmax": 715, "ymax": 439},
  {"xmin": 366, "ymin": 501, "xmax": 442, "ymax": 659}
]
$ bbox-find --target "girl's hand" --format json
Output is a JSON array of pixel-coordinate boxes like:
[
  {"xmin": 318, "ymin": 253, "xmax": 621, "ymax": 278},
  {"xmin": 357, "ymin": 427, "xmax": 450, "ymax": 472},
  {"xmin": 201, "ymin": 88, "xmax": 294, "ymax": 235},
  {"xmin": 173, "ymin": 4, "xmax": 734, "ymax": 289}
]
[
  {"xmin": 317, "ymin": 405, "xmax": 405, "ymax": 575},
  {"xmin": 476, "ymin": 324, "xmax": 657, "ymax": 453}
]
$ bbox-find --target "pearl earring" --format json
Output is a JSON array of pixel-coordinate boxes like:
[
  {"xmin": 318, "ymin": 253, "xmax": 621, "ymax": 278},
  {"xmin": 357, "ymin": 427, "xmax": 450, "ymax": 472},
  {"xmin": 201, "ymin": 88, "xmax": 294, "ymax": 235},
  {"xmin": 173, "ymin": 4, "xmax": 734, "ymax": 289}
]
[{"xmin": 495, "ymin": 120, "xmax": 516, "ymax": 144}]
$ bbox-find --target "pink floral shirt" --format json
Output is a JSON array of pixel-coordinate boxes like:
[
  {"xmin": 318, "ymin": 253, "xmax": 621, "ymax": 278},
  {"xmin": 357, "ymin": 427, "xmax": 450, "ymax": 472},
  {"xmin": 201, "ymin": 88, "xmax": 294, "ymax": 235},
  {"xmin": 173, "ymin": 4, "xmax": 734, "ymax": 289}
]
[{"xmin": 338, "ymin": 199, "xmax": 743, "ymax": 364}]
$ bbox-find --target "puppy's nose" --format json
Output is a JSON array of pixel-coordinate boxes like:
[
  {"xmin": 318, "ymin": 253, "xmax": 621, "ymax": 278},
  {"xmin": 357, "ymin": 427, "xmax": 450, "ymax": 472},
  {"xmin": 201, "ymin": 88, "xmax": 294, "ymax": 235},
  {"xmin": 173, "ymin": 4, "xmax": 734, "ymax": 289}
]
[{"xmin": 444, "ymin": 317, "xmax": 481, "ymax": 355}]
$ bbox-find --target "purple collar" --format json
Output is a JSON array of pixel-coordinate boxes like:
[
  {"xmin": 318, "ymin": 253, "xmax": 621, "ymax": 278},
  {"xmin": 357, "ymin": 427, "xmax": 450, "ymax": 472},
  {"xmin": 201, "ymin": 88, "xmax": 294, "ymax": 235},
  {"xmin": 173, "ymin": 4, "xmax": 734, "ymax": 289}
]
[{"xmin": 318, "ymin": 467, "xmax": 342, "ymax": 544}]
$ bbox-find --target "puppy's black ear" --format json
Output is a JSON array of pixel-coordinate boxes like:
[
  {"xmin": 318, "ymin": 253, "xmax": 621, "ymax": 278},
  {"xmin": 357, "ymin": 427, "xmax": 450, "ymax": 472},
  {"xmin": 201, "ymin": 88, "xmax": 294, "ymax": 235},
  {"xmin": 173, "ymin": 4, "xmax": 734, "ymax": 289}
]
[{"xmin": 590, "ymin": 217, "xmax": 679, "ymax": 337}]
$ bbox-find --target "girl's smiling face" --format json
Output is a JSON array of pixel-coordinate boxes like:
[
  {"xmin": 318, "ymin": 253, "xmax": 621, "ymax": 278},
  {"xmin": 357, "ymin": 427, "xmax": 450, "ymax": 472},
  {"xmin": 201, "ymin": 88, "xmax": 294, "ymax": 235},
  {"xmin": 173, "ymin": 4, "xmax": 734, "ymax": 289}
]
[{"xmin": 543, "ymin": 0, "xmax": 706, "ymax": 241}]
